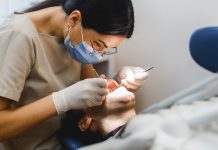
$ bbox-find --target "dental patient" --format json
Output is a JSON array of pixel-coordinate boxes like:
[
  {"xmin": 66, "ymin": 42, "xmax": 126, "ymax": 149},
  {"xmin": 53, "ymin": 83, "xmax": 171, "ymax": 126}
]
[{"xmin": 58, "ymin": 76, "xmax": 136, "ymax": 149}]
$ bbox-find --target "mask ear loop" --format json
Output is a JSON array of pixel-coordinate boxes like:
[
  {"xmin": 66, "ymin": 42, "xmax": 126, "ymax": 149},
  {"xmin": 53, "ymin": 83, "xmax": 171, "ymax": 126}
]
[
  {"xmin": 67, "ymin": 26, "xmax": 72, "ymax": 35},
  {"xmin": 80, "ymin": 25, "xmax": 95, "ymax": 54},
  {"xmin": 80, "ymin": 25, "xmax": 84, "ymax": 41},
  {"xmin": 65, "ymin": 26, "xmax": 73, "ymax": 48}
]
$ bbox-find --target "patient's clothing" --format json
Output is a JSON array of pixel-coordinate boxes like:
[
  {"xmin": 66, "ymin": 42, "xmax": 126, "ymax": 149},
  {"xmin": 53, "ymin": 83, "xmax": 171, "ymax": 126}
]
[
  {"xmin": 0, "ymin": 14, "xmax": 81, "ymax": 150},
  {"xmin": 80, "ymin": 97, "xmax": 218, "ymax": 150},
  {"xmin": 79, "ymin": 76, "xmax": 218, "ymax": 150},
  {"xmin": 102, "ymin": 125, "xmax": 125, "ymax": 140}
]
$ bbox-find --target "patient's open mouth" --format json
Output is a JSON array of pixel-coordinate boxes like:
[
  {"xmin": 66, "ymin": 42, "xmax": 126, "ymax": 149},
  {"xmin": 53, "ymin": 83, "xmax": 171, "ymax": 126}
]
[
  {"xmin": 79, "ymin": 75, "xmax": 119, "ymax": 132},
  {"xmin": 106, "ymin": 79, "xmax": 119, "ymax": 92}
]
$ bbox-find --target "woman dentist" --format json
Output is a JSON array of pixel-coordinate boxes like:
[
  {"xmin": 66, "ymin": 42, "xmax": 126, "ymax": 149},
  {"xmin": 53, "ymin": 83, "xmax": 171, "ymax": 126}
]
[{"xmin": 0, "ymin": 0, "xmax": 148, "ymax": 149}]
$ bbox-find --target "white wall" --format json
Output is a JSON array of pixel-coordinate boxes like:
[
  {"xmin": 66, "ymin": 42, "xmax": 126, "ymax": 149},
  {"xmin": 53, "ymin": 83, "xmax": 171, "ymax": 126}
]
[
  {"xmin": 114, "ymin": 0, "xmax": 218, "ymax": 111},
  {"xmin": 0, "ymin": 0, "xmax": 40, "ymax": 24}
]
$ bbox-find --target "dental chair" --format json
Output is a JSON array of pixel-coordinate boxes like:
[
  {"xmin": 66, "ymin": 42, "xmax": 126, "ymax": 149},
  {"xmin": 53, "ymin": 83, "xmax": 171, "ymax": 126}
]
[
  {"xmin": 77, "ymin": 27, "xmax": 218, "ymax": 150},
  {"xmin": 190, "ymin": 27, "xmax": 218, "ymax": 73}
]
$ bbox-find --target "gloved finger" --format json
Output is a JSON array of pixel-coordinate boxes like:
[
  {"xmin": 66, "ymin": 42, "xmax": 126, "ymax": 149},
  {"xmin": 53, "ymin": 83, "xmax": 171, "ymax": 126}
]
[
  {"xmin": 93, "ymin": 78, "xmax": 107, "ymax": 88},
  {"xmin": 91, "ymin": 95, "xmax": 104, "ymax": 104},
  {"xmin": 87, "ymin": 98, "xmax": 103, "ymax": 107},
  {"xmin": 133, "ymin": 67, "xmax": 145, "ymax": 74},
  {"xmin": 126, "ymin": 73, "xmax": 147, "ymax": 87},
  {"xmin": 114, "ymin": 86, "xmax": 135, "ymax": 103},
  {"xmin": 133, "ymin": 72, "xmax": 149, "ymax": 80},
  {"xmin": 106, "ymin": 86, "xmax": 135, "ymax": 103},
  {"xmin": 95, "ymin": 95, "xmax": 105, "ymax": 102},
  {"xmin": 126, "ymin": 76, "xmax": 143, "ymax": 87},
  {"xmin": 121, "ymin": 79, "xmax": 140, "ymax": 91},
  {"xmin": 95, "ymin": 87, "xmax": 109, "ymax": 96},
  {"xmin": 133, "ymin": 79, "xmax": 145, "ymax": 85},
  {"xmin": 125, "ymin": 69, "xmax": 134, "ymax": 78}
]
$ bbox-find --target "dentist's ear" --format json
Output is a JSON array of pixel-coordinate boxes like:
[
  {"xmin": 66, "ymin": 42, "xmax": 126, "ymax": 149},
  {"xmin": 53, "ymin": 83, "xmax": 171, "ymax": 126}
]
[{"xmin": 66, "ymin": 10, "xmax": 82, "ymax": 28}]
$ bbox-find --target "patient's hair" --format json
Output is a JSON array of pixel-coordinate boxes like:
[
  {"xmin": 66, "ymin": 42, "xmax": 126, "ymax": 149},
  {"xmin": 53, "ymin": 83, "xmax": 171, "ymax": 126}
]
[
  {"xmin": 57, "ymin": 110, "xmax": 103, "ymax": 148},
  {"xmin": 24, "ymin": 0, "xmax": 134, "ymax": 38}
]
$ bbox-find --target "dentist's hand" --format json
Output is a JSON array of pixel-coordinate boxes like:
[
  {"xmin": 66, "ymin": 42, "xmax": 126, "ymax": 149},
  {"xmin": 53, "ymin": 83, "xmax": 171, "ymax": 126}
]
[
  {"xmin": 106, "ymin": 86, "xmax": 135, "ymax": 104},
  {"xmin": 115, "ymin": 66, "xmax": 149, "ymax": 92},
  {"xmin": 52, "ymin": 78, "xmax": 108, "ymax": 115},
  {"xmin": 85, "ymin": 86, "xmax": 135, "ymax": 120}
]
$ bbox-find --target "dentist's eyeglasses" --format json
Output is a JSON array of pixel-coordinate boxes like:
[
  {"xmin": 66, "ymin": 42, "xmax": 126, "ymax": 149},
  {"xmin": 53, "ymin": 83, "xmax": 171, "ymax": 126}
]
[
  {"xmin": 102, "ymin": 47, "xmax": 118, "ymax": 55},
  {"xmin": 90, "ymin": 40, "xmax": 118, "ymax": 56}
]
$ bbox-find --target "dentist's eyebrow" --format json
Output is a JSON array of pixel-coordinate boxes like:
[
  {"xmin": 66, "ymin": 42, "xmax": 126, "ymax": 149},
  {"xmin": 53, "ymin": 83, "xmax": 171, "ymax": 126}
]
[
  {"xmin": 98, "ymin": 40, "xmax": 117, "ymax": 48},
  {"xmin": 98, "ymin": 39, "xmax": 108, "ymax": 48}
]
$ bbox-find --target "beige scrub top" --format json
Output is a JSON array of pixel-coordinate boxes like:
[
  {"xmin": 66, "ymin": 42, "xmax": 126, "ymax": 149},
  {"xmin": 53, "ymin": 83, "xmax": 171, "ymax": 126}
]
[{"xmin": 0, "ymin": 14, "xmax": 82, "ymax": 150}]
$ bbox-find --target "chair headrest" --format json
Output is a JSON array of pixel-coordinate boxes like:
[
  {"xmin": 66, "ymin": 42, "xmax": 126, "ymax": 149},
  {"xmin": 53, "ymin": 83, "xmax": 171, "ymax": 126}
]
[{"xmin": 189, "ymin": 27, "xmax": 218, "ymax": 73}]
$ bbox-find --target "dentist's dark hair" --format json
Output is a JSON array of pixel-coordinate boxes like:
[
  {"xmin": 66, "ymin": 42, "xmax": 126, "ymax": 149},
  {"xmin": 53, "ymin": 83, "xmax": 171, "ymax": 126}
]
[{"xmin": 24, "ymin": 0, "xmax": 134, "ymax": 38}]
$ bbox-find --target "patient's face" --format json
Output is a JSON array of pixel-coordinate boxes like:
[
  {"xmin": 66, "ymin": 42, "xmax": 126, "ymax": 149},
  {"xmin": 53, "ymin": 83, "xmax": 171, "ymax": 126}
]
[
  {"xmin": 78, "ymin": 78, "xmax": 136, "ymax": 133},
  {"xmin": 85, "ymin": 86, "xmax": 135, "ymax": 120}
]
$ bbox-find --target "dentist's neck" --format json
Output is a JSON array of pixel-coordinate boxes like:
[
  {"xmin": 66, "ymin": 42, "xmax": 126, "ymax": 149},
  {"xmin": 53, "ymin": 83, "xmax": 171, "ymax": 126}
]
[{"xmin": 26, "ymin": 6, "xmax": 66, "ymax": 39}]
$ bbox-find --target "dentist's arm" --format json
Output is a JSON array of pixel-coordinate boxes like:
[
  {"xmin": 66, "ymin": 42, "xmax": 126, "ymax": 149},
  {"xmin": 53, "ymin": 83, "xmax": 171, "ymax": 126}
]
[
  {"xmin": 80, "ymin": 64, "xmax": 97, "ymax": 79},
  {"xmin": 0, "ymin": 95, "xmax": 56, "ymax": 141},
  {"xmin": 0, "ymin": 78, "xmax": 108, "ymax": 141}
]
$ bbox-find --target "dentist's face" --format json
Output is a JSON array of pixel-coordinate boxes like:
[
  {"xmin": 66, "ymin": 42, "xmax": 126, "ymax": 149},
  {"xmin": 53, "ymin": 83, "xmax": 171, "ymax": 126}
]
[
  {"xmin": 65, "ymin": 10, "xmax": 126, "ymax": 55},
  {"xmin": 68, "ymin": 24, "xmax": 125, "ymax": 55}
]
